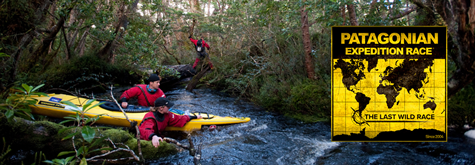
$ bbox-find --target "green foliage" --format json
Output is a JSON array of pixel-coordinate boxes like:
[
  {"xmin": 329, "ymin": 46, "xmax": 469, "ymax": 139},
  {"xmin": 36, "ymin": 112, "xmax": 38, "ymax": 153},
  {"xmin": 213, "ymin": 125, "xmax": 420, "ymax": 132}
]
[
  {"xmin": 45, "ymin": 99, "xmax": 111, "ymax": 163},
  {"xmin": 0, "ymin": 0, "xmax": 36, "ymax": 53},
  {"xmin": 0, "ymin": 84, "xmax": 48, "ymax": 121},
  {"xmin": 0, "ymin": 0, "xmax": 451, "ymax": 125},
  {"xmin": 253, "ymin": 76, "xmax": 289, "ymax": 112},
  {"xmin": 287, "ymin": 80, "xmax": 331, "ymax": 122},
  {"xmin": 32, "ymin": 151, "xmax": 47, "ymax": 165},
  {"xmin": 0, "ymin": 137, "xmax": 12, "ymax": 164},
  {"xmin": 0, "ymin": 49, "xmax": 8, "ymax": 58},
  {"xmin": 58, "ymin": 99, "xmax": 104, "ymax": 127},
  {"xmin": 202, "ymin": 25, "xmax": 331, "ymax": 122},
  {"xmin": 43, "ymin": 156, "xmax": 74, "ymax": 165},
  {"xmin": 157, "ymin": 65, "xmax": 181, "ymax": 79},
  {"xmin": 251, "ymin": 77, "xmax": 331, "ymax": 123},
  {"xmin": 39, "ymin": 55, "xmax": 141, "ymax": 92},
  {"xmin": 448, "ymin": 82, "xmax": 475, "ymax": 127}
]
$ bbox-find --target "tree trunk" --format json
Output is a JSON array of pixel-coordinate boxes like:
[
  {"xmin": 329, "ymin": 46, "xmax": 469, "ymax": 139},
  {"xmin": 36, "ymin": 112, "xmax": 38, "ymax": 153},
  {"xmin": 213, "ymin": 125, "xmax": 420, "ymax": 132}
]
[
  {"xmin": 61, "ymin": 26, "xmax": 72, "ymax": 60},
  {"xmin": 9, "ymin": 0, "xmax": 53, "ymax": 85},
  {"xmin": 75, "ymin": 1, "xmax": 102, "ymax": 57},
  {"xmin": 413, "ymin": 0, "xmax": 436, "ymax": 25},
  {"xmin": 347, "ymin": 3, "xmax": 358, "ymax": 26},
  {"xmin": 10, "ymin": 32, "xmax": 34, "ymax": 83},
  {"xmin": 407, "ymin": 1, "xmax": 410, "ymax": 25},
  {"xmin": 75, "ymin": 28, "xmax": 90, "ymax": 57},
  {"xmin": 369, "ymin": 0, "xmax": 378, "ymax": 14},
  {"xmin": 67, "ymin": 6, "xmax": 78, "ymax": 40},
  {"xmin": 300, "ymin": 1, "xmax": 316, "ymax": 80},
  {"xmin": 431, "ymin": 0, "xmax": 475, "ymax": 98},
  {"xmin": 26, "ymin": 13, "xmax": 68, "ymax": 73},
  {"xmin": 186, "ymin": 66, "xmax": 211, "ymax": 92},
  {"xmin": 47, "ymin": 1, "xmax": 57, "ymax": 55},
  {"xmin": 190, "ymin": 18, "xmax": 196, "ymax": 37},
  {"xmin": 341, "ymin": 5, "xmax": 346, "ymax": 25},
  {"xmin": 68, "ymin": 19, "xmax": 84, "ymax": 49},
  {"xmin": 97, "ymin": 0, "xmax": 140, "ymax": 62}
]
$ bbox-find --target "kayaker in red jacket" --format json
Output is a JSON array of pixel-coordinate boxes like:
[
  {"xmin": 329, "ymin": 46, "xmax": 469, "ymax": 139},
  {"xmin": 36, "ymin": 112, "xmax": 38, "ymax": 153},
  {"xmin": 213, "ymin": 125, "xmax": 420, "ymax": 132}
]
[
  {"xmin": 120, "ymin": 74, "xmax": 165, "ymax": 108},
  {"xmin": 189, "ymin": 35, "xmax": 214, "ymax": 69},
  {"xmin": 139, "ymin": 97, "xmax": 203, "ymax": 147}
]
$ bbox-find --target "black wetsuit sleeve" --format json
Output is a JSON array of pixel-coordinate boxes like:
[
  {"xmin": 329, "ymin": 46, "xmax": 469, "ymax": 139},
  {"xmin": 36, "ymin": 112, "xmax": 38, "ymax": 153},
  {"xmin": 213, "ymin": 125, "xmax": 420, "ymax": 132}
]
[{"xmin": 148, "ymin": 133, "xmax": 157, "ymax": 140}]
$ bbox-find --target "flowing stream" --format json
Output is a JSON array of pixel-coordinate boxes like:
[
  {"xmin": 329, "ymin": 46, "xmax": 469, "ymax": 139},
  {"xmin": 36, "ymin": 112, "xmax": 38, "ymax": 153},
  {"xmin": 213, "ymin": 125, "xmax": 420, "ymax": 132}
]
[{"xmin": 140, "ymin": 87, "xmax": 474, "ymax": 164}]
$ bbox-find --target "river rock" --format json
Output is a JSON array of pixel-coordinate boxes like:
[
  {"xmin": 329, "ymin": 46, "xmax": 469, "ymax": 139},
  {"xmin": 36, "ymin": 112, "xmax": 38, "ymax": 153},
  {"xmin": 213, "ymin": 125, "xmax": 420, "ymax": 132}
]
[{"xmin": 464, "ymin": 129, "xmax": 475, "ymax": 145}]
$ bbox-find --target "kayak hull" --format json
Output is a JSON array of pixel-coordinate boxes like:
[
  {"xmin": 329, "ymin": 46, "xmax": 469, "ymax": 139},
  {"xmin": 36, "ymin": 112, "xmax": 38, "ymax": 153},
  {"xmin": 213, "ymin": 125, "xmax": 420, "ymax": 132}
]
[{"xmin": 28, "ymin": 94, "xmax": 251, "ymax": 131}]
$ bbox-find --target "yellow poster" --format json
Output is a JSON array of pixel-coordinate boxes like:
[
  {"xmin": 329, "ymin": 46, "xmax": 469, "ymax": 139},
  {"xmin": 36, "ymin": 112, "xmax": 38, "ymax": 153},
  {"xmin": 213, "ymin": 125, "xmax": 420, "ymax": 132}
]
[{"xmin": 331, "ymin": 27, "xmax": 447, "ymax": 142}]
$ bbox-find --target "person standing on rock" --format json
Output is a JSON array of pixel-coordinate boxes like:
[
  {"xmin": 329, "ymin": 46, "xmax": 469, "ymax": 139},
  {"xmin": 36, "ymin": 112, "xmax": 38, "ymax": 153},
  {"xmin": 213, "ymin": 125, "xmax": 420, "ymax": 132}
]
[
  {"xmin": 120, "ymin": 74, "xmax": 166, "ymax": 108},
  {"xmin": 139, "ymin": 97, "xmax": 202, "ymax": 147},
  {"xmin": 189, "ymin": 35, "xmax": 214, "ymax": 70}
]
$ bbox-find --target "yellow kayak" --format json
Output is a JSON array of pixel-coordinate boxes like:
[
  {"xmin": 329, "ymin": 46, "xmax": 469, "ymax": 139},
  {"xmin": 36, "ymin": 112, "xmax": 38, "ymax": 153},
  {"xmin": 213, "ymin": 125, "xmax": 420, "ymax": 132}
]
[{"xmin": 28, "ymin": 94, "xmax": 251, "ymax": 131}]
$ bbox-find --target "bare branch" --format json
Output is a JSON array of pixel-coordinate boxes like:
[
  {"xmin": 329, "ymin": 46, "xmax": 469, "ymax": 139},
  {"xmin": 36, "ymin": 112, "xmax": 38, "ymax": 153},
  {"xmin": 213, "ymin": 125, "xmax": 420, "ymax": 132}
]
[
  {"xmin": 86, "ymin": 157, "xmax": 136, "ymax": 163},
  {"xmin": 106, "ymin": 138, "xmax": 118, "ymax": 148},
  {"xmin": 109, "ymin": 85, "xmax": 144, "ymax": 162},
  {"xmin": 72, "ymin": 135, "xmax": 80, "ymax": 160},
  {"xmin": 187, "ymin": 134, "xmax": 195, "ymax": 156},
  {"xmin": 163, "ymin": 137, "xmax": 190, "ymax": 149},
  {"xmin": 86, "ymin": 148, "xmax": 139, "ymax": 161},
  {"xmin": 194, "ymin": 144, "xmax": 202, "ymax": 165}
]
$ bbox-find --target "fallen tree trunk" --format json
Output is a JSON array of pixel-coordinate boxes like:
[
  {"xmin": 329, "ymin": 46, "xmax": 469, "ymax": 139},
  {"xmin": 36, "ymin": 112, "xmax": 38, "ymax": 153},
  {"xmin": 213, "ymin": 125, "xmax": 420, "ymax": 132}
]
[
  {"xmin": 142, "ymin": 64, "xmax": 196, "ymax": 89},
  {"xmin": 186, "ymin": 66, "xmax": 211, "ymax": 92}
]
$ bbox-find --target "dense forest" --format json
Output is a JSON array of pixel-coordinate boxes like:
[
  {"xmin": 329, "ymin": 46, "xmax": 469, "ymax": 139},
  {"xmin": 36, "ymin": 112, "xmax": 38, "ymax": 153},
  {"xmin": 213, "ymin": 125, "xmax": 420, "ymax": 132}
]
[{"xmin": 1, "ymin": 0, "xmax": 475, "ymax": 164}]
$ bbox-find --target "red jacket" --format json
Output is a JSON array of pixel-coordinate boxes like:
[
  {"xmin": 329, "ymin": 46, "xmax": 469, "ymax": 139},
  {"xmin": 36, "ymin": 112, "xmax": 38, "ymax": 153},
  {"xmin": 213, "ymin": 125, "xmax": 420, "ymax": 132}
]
[
  {"xmin": 139, "ymin": 111, "xmax": 191, "ymax": 140},
  {"xmin": 189, "ymin": 38, "xmax": 210, "ymax": 50},
  {"xmin": 120, "ymin": 84, "xmax": 165, "ymax": 107}
]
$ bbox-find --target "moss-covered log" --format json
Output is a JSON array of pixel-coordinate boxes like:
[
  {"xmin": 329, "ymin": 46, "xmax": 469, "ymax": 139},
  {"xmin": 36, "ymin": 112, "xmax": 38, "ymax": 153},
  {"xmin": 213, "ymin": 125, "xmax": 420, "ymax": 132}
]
[{"xmin": 0, "ymin": 115, "xmax": 177, "ymax": 163}]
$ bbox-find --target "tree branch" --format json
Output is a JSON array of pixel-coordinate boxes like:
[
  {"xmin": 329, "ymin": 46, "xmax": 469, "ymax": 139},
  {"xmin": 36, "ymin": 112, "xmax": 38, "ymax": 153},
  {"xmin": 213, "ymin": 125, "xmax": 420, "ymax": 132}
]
[
  {"xmin": 109, "ymin": 86, "xmax": 144, "ymax": 162},
  {"xmin": 161, "ymin": 39, "xmax": 182, "ymax": 64},
  {"xmin": 368, "ymin": 0, "xmax": 378, "ymax": 14},
  {"xmin": 163, "ymin": 138, "xmax": 190, "ymax": 149},
  {"xmin": 61, "ymin": 26, "xmax": 72, "ymax": 60},
  {"xmin": 390, "ymin": 7, "xmax": 417, "ymax": 20},
  {"xmin": 86, "ymin": 148, "xmax": 139, "ymax": 162}
]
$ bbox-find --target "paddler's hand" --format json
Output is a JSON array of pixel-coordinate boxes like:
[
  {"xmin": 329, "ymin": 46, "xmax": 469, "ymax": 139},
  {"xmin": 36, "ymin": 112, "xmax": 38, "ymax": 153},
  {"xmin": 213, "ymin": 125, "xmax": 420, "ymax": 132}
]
[
  {"xmin": 152, "ymin": 135, "xmax": 164, "ymax": 148},
  {"xmin": 121, "ymin": 102, "xmax": 128, "ymax": 108},
  {"xmin": 197, "ymin": 115, "xmax": 203, "ymax": 119}
]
